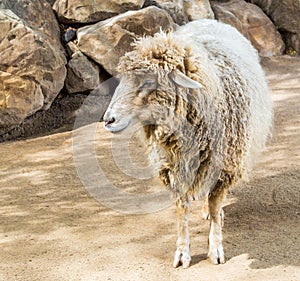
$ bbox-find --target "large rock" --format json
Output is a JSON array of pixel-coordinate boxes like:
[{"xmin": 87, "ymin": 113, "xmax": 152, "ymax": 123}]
[
  {"xmin": 149, "ymin": 0, "xmax": 188, "ymax": 24},
  {"xmin": 53, "ymin": 0, "xmax": 146, "ymax": 24},
  {"xmin": 65, "ymin": 42, "xmax": 101, "ymax": 94},
  {"xmin": 0, "ymin": 71, "xmax": 44, "ymax": 134},
  {"xmin": 247, "ymin": 0, "xmax": 300, "ymax": 53},
  {"xmin": 145, "ymin": 0, "xmax": 214, "ymax": 24},
  {"xmin": 211, "ymin": 0, "xmax": 285, "ymax": 56},
  {"xmin": 0, "ymin": 0, "xmax": 63, "ymax": 49},
  {"xmin": 77, "ymin": 6, "xmax": 175, "ymax": 76},
  {"xmin": 183, "ymin": 0, "xmax": 214, "ymax": 20},
  {"xmin": 0, "ymin": 0, "xmax": 66, "ymax": 135}
]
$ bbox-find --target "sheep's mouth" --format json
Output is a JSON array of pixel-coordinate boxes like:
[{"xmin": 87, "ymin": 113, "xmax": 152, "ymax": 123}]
[{"xmin": 103, "ymin": 119, "xmax": 131, "ymax": 133}]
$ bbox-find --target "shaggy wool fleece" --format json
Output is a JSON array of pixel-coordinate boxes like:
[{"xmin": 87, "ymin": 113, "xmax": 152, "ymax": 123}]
[{"xmin": 116, "ymin": 19, "xmax": 272, "ymax": 197}]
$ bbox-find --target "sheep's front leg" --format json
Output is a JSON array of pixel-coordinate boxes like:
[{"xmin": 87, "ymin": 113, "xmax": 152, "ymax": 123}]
[
  {"xmin": 208, "ymin": 186, "xmax": 227, "ymax": 264},
  {"xmin": 173, "ymin": 196, "xmax": 191, "ymax": 269}
]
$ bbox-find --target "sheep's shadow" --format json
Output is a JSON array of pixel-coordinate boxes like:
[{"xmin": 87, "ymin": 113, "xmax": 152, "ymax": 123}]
[
  {"xmin": 190, "ymin": 253, "xmax": 208, "ymax": 267},
  {"xmin": 223, "ymin": 169, "xmax": 300, "ymax": 269}
]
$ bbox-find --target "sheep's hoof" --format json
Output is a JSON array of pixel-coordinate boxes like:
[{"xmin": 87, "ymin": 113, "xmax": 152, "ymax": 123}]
[
  {"xmin": 208, "ymin": 247, "xmax": 225, "ymax": 265},
  {"xmin": 173, "ymin": 250, "xmax": 191, "ymax": 269}
]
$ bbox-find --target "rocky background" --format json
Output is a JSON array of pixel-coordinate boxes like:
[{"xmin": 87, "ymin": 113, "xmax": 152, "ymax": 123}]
[{"xmin": 0, "ymin": 0, "xmax": 299, "ymax": 141}]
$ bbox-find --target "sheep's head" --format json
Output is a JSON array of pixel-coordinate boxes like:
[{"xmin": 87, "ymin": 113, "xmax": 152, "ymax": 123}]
[
  {"xmin": 103, "ymin": 69, "xmax": 201, "ymax": 133},
  {"xmin": 103, "ymin": 71, "xmax": 158, "ymax": 132},
  {"xmin": 103, "ymin": 32, "xmax": 202, "ymax": 133}
]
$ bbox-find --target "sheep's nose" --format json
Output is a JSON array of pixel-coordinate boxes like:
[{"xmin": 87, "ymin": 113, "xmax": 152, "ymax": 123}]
[{"xmin": 104, "ymin": 117, "xmax": 115, "ymax": 127}]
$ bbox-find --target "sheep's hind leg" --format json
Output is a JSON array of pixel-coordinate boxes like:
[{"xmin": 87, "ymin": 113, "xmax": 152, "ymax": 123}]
[
  {"xmin": 207, "ymin": 185, "xmax": 227, "ymax": 264},
  {"xmin": 202, "ymin": 196, "xmax": 210, "ymax": 220},
  {"xmin": 202, "ymin": 196, "xmax": 225, "ymax": 224},
  {"xmin": 173, "ymin": 196, "xmax": 191, "ymax": 269}
]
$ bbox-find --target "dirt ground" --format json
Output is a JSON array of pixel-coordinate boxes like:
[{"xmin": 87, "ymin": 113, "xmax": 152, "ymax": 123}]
[{"xmin": 0, "ymin": 56, "xmax": 299, "ymax": 281}]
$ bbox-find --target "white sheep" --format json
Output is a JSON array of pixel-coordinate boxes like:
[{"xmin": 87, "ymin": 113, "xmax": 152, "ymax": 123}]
[{"xmin": 103, "ymin": 19, "xmax": 273, "ymax": 268}]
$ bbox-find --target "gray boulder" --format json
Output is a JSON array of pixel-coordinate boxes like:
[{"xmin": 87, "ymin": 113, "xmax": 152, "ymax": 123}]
[
  {"xmin": 183, "ymin": 0, "xmax": 214, "ymax": 20},
  {"xmin": 248, "ymin": 0, "xmax": 300, "ymax": 53},
  {"xmin": 145, "ymin": 0, "xmax": 214, "ymax": 24},
  {"xmin": 211, "ymin": 0, "xmax": 285, "ymax": 56},
  {"xmin": 65, "ymin": 42, "xmax": 101, "ymax": 94},
  {"xmin": 0, "ymin": 0, "xmax": 66, "ymax": 135},
  {"xmin": 77, "ymin": 6, "xmax": 175, "ymax": 76},
  {"xmin": 53, "ymin": 0, "xmax": 146, "ymax": 24}
]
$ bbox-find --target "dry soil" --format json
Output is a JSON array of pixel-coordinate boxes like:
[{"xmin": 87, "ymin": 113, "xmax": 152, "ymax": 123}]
[{"xmin": 0, "ymin": 56, "xmax": 299, "ymax": 281}]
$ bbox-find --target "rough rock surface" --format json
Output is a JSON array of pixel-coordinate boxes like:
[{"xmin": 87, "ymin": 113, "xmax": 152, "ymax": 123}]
[
  {"xmin": 149, "ymin": 0, "xmax": 188, "ymax": 24},
  {"xmin": 247, "ymin": 0, "xmax": 300, "ymax": 53},
  {"xmin": 0, "ymin": 71, "xmax": 43, "ymax": 134},
  {"xmin": 53, "ymin": 0, "xmax": 146, "ymax": 24},
  {"xmin": 147, "ymin": 0, "xmax": 214, "ymax": 24},
  {"xmin": 65, "ymin": 42, "xmax": 100, "ymax": 94},
  {"xmin": 0, "ymin": 0, "xmax": 63, "ymax": 49},
  {"xmin": 77, "ymin": 6, "xmax": 175, "ymax": 76},
  {"xmin": 211, "ymin": 0, "xmax": 285, "ymax": 56},
  {"xmin": 0, "ymin": 0, "xmax": 66, "ymax": 135},
  {"xmin": 183, "ymin": 0, "xmax": 214, "ymax": 20}
]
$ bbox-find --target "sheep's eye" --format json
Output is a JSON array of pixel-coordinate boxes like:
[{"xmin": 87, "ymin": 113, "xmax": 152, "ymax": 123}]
[
  {"xmin": 137, "ymin": 79, "xmax": 156, "ymax": 97},
  {"xmin": 141, "ymin": 80, "xmax": 156, "ymax": 89}
]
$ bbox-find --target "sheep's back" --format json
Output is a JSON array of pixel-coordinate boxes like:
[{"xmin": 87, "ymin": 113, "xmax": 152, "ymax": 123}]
[{"xmin": 176, "ymin": 19, "xmax": 273, "ymax": 175}]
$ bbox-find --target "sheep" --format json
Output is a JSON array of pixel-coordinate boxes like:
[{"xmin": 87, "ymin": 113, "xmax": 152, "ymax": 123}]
[{"xmin": 103, "ymin": 19, "xmax": 273, "ymax": 268}]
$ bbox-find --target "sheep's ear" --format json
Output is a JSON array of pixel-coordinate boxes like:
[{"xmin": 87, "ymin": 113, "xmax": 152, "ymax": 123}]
[{"xmin": 170, "ymin": 70, "xmax": 202, "ymax": 89}]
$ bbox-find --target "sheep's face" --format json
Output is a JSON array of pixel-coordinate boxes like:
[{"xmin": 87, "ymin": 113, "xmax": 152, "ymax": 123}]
[
  {"xmin": 103, "ymin": 72, "xmax": 158, "ymax": 133},
  {"xmin": 103, "ymin": 70, "xmax": 202, "ymax": 133}
]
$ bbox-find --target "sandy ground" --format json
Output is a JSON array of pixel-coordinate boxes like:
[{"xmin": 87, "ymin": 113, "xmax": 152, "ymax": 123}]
[{"xmin": 0, "ymin": 56, "xmax": 300, "ymax": 281}]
